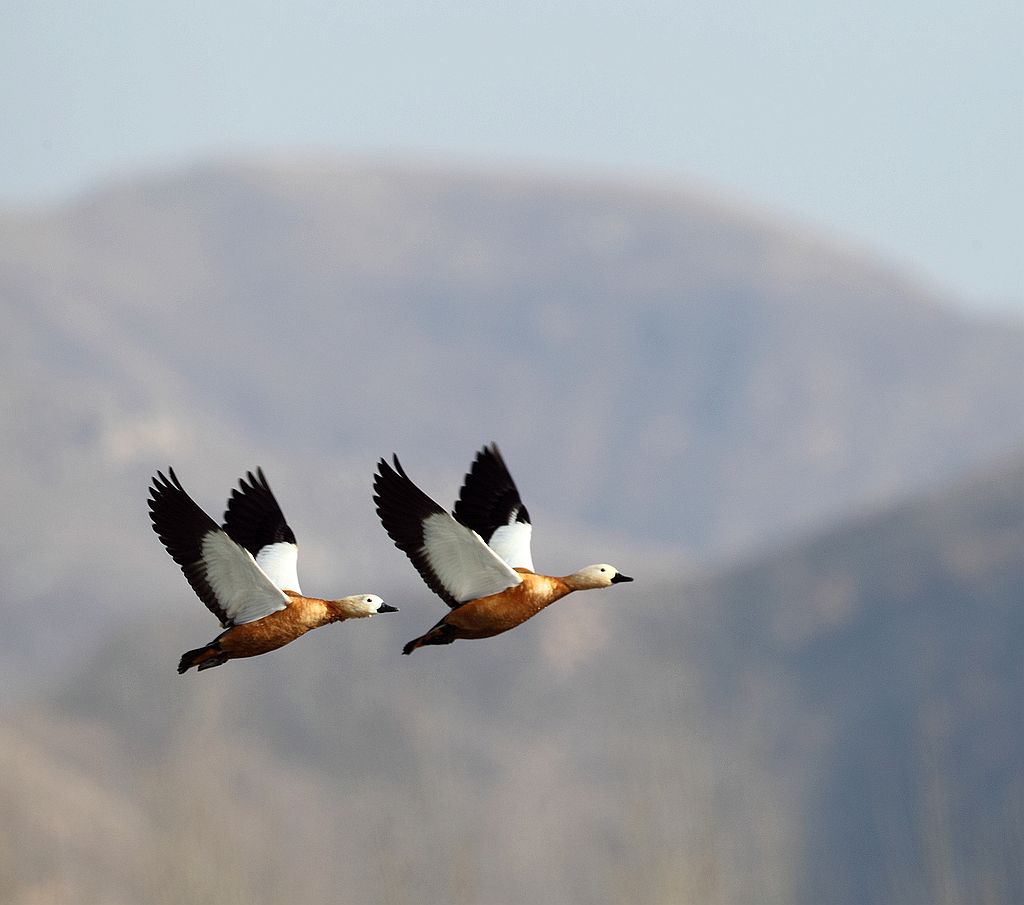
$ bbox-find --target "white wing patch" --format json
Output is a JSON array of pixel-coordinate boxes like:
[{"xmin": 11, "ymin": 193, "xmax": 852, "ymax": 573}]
[
  {"xmin": 255, "ymin": 541, "xmax": 302, "ymax": 594},
  {"xmin": 200, "ymin": 531, "xmax": 290, "ymax": 625},
  {"xmin": 421, "ymin": 512, "xmax": 523, "ymax": 603},
  {"xmin": 488, "ymin": 522, "xmax": 534, "ymax": 572}
]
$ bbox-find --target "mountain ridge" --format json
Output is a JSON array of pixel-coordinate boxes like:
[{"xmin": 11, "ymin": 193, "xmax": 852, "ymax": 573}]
[{"xmin": 2, "ymin": 155, "xmax": 1022, "ymax": 680}]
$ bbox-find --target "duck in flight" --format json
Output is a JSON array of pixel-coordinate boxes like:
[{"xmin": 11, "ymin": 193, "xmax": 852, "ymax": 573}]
[
  {"xmin": 148, "ymin": 467, "xmax": 397, "ymax": 673},
  {"xmin": 373, "ymin": 443, "xmax": 633, "ymax": 655}
]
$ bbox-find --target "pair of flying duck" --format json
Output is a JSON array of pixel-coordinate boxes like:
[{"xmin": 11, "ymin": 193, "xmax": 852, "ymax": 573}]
[{"xmin": 148, "ymin": 444, "xmax": 633, "ymax": 673}]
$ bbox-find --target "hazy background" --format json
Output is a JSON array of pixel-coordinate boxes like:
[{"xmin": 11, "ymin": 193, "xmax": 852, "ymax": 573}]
[
  {"xmin": 1, "ymin": 4, "xmax": 1022, "ymax": 905},
  {"xmin": 2, "ymin": 0, "xmax": 1022, "ymax": 309}
]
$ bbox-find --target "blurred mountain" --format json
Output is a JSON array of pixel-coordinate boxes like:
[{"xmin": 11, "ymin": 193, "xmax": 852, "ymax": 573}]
[
  {"xmin": 2, "ymin": 157, "xmax": 1023, "ymax": 686},
  {"xmin": 662, "ymin": 451, "xmax": 1024, "ymax": 905},
  {"xmin": 5, "ymin": 450, "xmax": 1020, "ymax": 905}
]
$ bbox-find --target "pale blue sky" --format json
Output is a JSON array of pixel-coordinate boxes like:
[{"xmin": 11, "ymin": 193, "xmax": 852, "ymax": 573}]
[{"xmin": 2, "ymin": 0, "xmax": 1021, "ymax": 309}]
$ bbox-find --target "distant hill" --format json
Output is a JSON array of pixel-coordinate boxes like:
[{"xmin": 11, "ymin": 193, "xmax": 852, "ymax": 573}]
[
  {"xmin": 1, "ymin": 158, "xmax": 1023, "ymax": 683},
  {"xmin": 5, "ymin": 452, "xmax": 1021, "ymax": 905},
  {"xmin": 659, "ymin": 451, "xmax": 1024, "ymax": 905}
]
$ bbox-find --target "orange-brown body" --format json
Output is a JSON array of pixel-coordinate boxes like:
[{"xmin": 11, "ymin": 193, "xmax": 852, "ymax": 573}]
[
  {"xmin": 445, "ymin": 570, "xmax": 572, "ymax": 638},
  {"xmin": 181, "ymin": 593, "xmax": 367, "ymax": 671},
  {"xmin": 404, "ymin": 570, "xmax": 576, "ymax": 653}
]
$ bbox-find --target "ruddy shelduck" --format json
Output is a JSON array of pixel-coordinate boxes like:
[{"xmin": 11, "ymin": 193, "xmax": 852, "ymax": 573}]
[
  {"xmin": 148, "ymin": 467, "xmax": 397, "ymax": 673},
  {"xmin": 373, "ymin": 443, "xmax": 633, "ymax": 654}
]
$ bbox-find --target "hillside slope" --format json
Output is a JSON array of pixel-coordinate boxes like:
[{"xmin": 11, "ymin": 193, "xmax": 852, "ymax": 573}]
[{"xmin": 4, "ymin": 453, "xmax": 1020, "ymax": 905}]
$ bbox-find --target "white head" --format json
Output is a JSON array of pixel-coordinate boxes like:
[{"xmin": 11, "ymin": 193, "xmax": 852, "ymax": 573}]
[
  {"xmin": 569, "ymin": 564, "xmax": 634, "ymax": 590},
  {"xmin": 337, "ymin": 594, "xmax": 399, "ymax": 617}
]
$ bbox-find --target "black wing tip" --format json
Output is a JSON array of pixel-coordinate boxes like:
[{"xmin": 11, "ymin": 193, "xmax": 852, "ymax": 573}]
[
  {"xmin": 223, "ymin": 465, "xmax": 298, "ymax": 551},
  {"xmin": 480, "ymin": 441, "xmax": 508, "ymax": 464},
  {"xmin": 148, "ymin": 467, "xmax": 184, "ymax": 505},
  {"xmin": 234, "ymin": 466, "xmax": 271, "ymax": 496},
  {"xmin": 372, "ymin": 456, "xmax": 392, "ymax": 504},
  {"xmin": 472, "ymin": 441, "xmax": 512, "ymax": 476},
  {"xmin": 225, "ymin": 467, "xmax": 276, "ymax": 521},
  {"xmin": 465, "ymin": 442, "xmax": 502, "ymax": 473},
  {"xmin": 372, "ymin": 454, "xmax": 410, "ymax": 499},
  {"xmin": 150, "ymin": 466, "xmax": 177, "ymax": 488},
  {"xmin": 454, "ymin": 441, "xmax": 530, "ymax": 534}
]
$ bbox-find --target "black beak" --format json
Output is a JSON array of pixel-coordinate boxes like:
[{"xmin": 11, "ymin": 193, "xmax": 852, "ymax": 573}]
[
  {"xmin": 611, "ymin": 573, "xmax": 634, "ymax": 584},
  {"xmin": 378, "ymin": 603, "xmax": 399, "ymax": 613}
]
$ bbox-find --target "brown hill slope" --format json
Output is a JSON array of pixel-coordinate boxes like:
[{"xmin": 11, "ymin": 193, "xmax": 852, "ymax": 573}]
[{"xmin": 4, "ymin": 453, "xmax": 1020, "ymax": 905}]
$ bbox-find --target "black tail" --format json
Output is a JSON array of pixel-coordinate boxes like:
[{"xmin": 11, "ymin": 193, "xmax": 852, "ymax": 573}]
[
  {"xmin": 178, "ymin": 643, "xmax": 227, "ymax": 673},
  {"xmin": 402, "ymin": 623, "xmax": 458, "ymax": 655}
]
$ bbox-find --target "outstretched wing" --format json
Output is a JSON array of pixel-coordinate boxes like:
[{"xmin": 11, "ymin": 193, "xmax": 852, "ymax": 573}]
[
  {"xmin": 149, "ymin": 469, "xmax": 289, "ymax": 627},
  {"xmin": 453, "ymin": 443, "xmax": 535, "ymax": 571},
  {"xmin": 373, "ymin": 456, "xmax": 522, "ymax": 608},
  {"xmin": 222, "ymin": 468, "xmax": 302, "ymax": 594}
]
